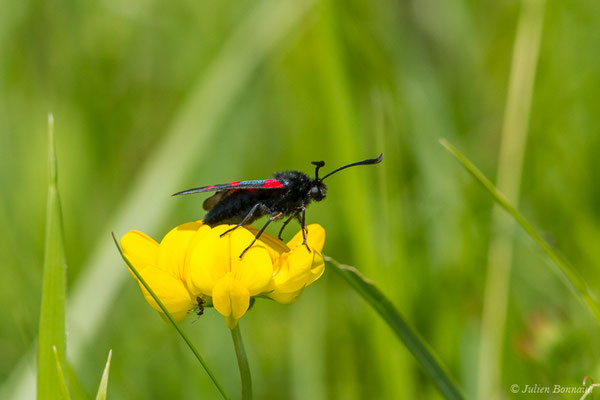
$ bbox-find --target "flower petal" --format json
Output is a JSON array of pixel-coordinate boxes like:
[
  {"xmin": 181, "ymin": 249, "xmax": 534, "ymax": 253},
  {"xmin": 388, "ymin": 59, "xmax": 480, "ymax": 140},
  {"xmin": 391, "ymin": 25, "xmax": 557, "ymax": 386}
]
[
  {"xmin": 305, "ymin": 251, "xmax": 325, "ymax": 286},
  {"xmin": 268, "ymin": 290, "xmax": 303, "ymax": 304},
  {"xmin": 244, "ymin": 225, "xmax": 289, "ymax": 256},
  {"xmin": 137, "ymin": 268, "xmax": 196, "ymax": 321},
  {"xmin": 228, "ymin": 226, "xmax": 264, "ymax": 259},
  {"xmin": 186, "ymin": 225, "xmax": 231, "ymax": 295},
  {"xmin": 158, "ymin": 221, "xmax": 203, "ymax": 280},
  {"xmin": 121, "ymin": 230, "xmax": 159, "ymax": 272},
  {"xmin": 286, "ymin": 224, "xmax": 326, "ymax": 252},
  {"xmin": 236, "ymin": 247, "xmax": 274, "ymax": 295},
  {"xmin": 271, "ymin": 249, "xmax": 313, "ymax": 293},
  {"xmin": 121, "ymin": 230, "xmax": 195, "ymax": 320},
  {"xmin": 268, "ymin": 226, "xmax": 326, "ymax": 304},
  {"xmin": 212, "ymin": 276, "xmax": 250, "ymax": 328}
]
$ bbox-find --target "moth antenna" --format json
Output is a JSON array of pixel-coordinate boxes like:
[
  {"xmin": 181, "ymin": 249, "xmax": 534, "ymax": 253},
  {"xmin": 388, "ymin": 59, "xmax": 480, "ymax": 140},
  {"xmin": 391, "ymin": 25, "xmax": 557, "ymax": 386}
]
[
  {"xmin": 311, "ymin": 161, "xmax": 326, "ymax": 181},
  {"xmin": 320, "ymin": 153, "xmax": 383, "ymax": 181}
]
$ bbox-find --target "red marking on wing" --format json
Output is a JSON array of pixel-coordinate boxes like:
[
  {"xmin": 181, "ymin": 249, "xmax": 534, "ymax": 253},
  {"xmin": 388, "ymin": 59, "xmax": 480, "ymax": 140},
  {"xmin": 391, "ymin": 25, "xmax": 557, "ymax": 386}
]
[
  {"xmin": 204, "ymin": 185, "xmax": 216, "ymax": 190},
  {"xmin": 247, "ymin": 189, "xmax": 258, "ymax": 193},
  {"xmin": 262, "ymin": 179, "xmax": 284, "ymax": 188},
  {"xmin": 228, "ymin": 182, "xmax": 240, "ymax": 187}
]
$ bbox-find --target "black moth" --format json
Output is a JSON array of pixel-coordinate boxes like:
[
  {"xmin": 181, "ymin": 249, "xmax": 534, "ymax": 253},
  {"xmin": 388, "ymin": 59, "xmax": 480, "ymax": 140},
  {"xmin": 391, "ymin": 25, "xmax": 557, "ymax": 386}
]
[{"xmin": 174, "ymin": 153, "xmax": 383, "ymax": 257}]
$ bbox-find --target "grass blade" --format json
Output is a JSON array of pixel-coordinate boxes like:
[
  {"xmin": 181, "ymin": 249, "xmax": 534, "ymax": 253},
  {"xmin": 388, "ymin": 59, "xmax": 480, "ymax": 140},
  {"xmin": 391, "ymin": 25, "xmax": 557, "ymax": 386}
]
[
  {"xmin": 5, "ymin": 2, "xmax": 317, "ymax": 395},
  {"xmin": 477, "ymin": 0, "xmax": 545, "ymax": 396},
  {"xmin": 94, "ymin": 350, "xmax": 112, "ymax": 400},
  {"xmin": 38, "ymin": 113, "xmax": 68, "ymax": 400},
  {"xmin": 52, "ymin": 346, "xmax": 71, "ymax": 400},
  {"xmin": 65, "ymin": 361, "xmax": 91, "ymax": 400},
  {"xmin": 440, "ymin": 138, "xmax": 600, "ymax": 323},
  {"xmin": 112, "ymin": 234, "xmax": 230, "ymax": 400},
  {"xmin": 325, "ymin": 256, "xmax": 465, "ymax": 400}
]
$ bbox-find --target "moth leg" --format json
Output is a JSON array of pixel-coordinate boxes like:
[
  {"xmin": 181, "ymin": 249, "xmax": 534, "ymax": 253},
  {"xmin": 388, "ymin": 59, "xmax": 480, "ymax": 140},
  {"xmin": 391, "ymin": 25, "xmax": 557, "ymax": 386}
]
[
  {"xmin": 220, "ymin": 203, "xmax": 261, "ymax": 237},
  {"xmin": 300, "ymin": 208, "xmax": 310, "ymax": 253},
  {"xmin": 278, "ymin": 214, "xmax": 296, "ymax": 240},
  {"xmin": 240, "ymin": 212, "xmax": 282, "ymax": 258}
]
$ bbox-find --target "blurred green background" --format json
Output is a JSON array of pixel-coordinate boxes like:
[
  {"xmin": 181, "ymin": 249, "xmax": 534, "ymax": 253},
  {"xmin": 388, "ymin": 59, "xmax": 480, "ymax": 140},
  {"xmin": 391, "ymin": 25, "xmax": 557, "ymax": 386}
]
[{"xmin": 2, "ymin": 0, "xmax": 600, "ymax": 398}]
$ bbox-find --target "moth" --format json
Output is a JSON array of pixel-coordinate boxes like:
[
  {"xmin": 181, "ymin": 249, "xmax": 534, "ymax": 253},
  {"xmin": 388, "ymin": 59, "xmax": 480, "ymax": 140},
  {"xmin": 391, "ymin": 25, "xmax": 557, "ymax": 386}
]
[{"xmin": 174, "ymin": 153, "xmax": 383, "ymax": 257}]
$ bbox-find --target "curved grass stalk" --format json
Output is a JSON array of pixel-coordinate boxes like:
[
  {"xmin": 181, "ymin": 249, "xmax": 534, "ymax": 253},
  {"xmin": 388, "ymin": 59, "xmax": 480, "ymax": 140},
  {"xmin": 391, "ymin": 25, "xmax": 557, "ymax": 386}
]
[
  {"xmin": 440, "ymin": 139, "xmax": 600, "ymax": 323},
  {"xmin": 4, "ymin": 0, "xmax": 317, "ymax": 397},
  {"xmin": 112, "ymin": 234, "xmax": 230, "ymax": 400},
  {"xmin": 325, "ymin": 256, "xmax": 464, "ymax": 400}
]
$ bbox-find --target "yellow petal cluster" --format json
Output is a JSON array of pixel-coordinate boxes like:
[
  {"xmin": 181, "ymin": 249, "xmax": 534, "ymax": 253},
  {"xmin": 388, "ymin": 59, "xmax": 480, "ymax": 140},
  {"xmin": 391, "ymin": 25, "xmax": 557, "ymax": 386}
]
[{"xmin": 121, "ymin": 221, "xmax": 325, "ymax": 328}]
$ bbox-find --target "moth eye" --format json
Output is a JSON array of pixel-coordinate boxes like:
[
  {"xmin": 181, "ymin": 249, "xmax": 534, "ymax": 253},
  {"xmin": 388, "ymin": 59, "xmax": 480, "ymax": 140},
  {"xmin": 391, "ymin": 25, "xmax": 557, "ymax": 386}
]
[{"xmin": 309, "ymin": 186, "xmax": 320, "ymax": 197}]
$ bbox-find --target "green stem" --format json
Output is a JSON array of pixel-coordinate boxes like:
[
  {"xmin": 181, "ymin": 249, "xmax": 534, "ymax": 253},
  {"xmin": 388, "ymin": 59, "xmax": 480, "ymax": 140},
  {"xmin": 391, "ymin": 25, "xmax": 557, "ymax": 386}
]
[
  {"xmin": 230, "ymin": 324, "xmax": 252, "ymax": 400},
  {"xmin": 440, "ymin": 139, "xmax": 600, "ymax": 324},
  {"xmin": 112, "ymin": 234, "xmax": 230, "ymax": 400}
]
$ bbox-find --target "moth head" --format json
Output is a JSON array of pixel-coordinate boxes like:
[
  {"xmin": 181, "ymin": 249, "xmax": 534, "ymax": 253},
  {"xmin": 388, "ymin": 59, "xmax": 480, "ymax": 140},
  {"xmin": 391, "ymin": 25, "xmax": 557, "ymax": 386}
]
[
  {"xmin": 309, "ymin": 182, "xmax": 327, "ymax": 201},
  {"xmin": 310, "ymin": 161, "xmax": 327, "ymax": 201},
  {"xmin": 309, "ymin": 153, "xmax": 383, "ymax": 202}
]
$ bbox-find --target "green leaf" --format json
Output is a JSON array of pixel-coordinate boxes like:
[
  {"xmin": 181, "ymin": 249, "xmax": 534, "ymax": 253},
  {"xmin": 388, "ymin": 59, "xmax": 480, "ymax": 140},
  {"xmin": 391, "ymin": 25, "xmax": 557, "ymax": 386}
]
[
  {"xmin": 326, "ymin": 256, "xmax": 465, "ymax": 400},
  {"xmin": 52, "ymin": 346, "xmax": 71, "ymax": 400},
  {"xmin": 38, "ymin": 114, "xmax": 68, "ymax": 400},
  {"xmin": 95, "ymin": 350, "xmax": 112, "ymax": 400},
  {"xmin": 5, "ymin": 1, "xmax": 319, "ymax": 395},
  {"xmin": 112, "ymin": 234, "xmax": 230, "ymax": 400},
  {"xmin": 65, "ymin": 361, "xmax": 92, "ymax": 400},
  {"xmin": 440, "ymin": 138, "xmax": 600, "ymax": 324}
]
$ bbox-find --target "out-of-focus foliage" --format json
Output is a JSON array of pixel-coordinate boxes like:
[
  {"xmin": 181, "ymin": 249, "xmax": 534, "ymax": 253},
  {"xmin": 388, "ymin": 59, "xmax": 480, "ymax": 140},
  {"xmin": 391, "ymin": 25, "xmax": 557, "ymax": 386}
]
[{"xmin": 1, "ymin": 0, "xmax": 600, "ymax": 398}]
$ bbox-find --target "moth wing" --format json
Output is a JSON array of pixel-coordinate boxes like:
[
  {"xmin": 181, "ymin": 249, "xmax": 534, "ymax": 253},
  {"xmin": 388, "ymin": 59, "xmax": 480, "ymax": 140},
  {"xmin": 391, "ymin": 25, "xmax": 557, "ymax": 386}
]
[
  {"xmin": 202, "ymin": 191, "xmax": 228, "ymax": 211},
  {"xmin": 173, "ymin": 179, "xmax": 286, "ymax": 196}
]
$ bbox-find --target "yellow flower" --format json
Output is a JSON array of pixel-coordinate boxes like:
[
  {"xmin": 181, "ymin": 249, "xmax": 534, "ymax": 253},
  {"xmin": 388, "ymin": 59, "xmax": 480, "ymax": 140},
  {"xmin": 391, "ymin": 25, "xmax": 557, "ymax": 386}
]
[
  {"xmin": 185, "ymin": 224, "xmax": 276, "ymax": 328},
  {"xmin": 121, "ymin": 221, "xmax": 326, "ymax": 328},
  {"xmin": 120, "ymin": 222, "xmax": 201, "ymax": 321},
  {"xmin": 261, "ymin": 224, "xmax": 326, "ymax": 304}
]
